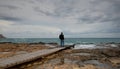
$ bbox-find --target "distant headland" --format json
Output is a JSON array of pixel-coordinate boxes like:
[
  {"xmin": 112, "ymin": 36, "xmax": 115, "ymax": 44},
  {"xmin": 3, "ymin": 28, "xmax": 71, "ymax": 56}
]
[{"xmin": 0, "ymin": 34, "xmax": 6, "ymax": 38}]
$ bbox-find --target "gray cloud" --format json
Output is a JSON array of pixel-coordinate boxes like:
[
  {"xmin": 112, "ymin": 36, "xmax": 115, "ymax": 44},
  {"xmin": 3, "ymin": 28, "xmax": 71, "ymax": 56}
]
[
  {"xmin": 34, "ymin": 7, "xmax": 55, "ymax": 16},
  {"xmin": 34, "ymin": 6, "xmax": 74, "ymax": 17},
  {"xmin": 0, "ymin": 0, "xmax": 120, "ymax": 38},
  {"xmin": 33, "ymin": 0, "xmax": 80, "ymax": 17},
  {"xmin": 0, "ymin": 16, "xmax": 22, "ymax": 21},
  {"xmin": 0, "ymin": 4, "xmax": 19, "ymax": 10}
]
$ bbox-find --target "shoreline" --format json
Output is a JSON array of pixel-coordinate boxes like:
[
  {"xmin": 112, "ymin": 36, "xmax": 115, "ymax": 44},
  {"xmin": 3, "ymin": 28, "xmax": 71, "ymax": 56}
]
[
  {"xmin": 0, "ymin": 43, "xmax": 51, "ymax": 59},
  {"xmin": 0, "ymin": 42, "xmax": 120, "ymax": 69},
  {"xmin": 10, "ymin": 47, "xmax": 120, "ymax": 69}
]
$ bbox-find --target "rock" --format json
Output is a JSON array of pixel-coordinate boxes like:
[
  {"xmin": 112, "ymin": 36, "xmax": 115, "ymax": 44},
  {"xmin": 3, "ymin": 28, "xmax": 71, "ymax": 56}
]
[
  {"xmin": 33, "ymin": 62, "xmax": 38, "ymax": 65},
  {"xmin": 79, "ymin": 64, "xmax": 98, "ymax": 69},
  {"xmin": 20, "ymin": 65, "xmax": 26, "ymax": 69},
  {"xmin": 54, "ymin": 64, "xmax": 98, "ymax": 69},
  {"xmin": 29, "ymin": 42, "xmax": 45, "ymax": 45},
  {"xmin": 47, "ymin": 42, "xmax": 58, "ymax": 45},
  {"xmin": 102, "ymin": 49, "xmax": 120, "ymax": 57},
  {"xmin": 38, "ymin": 42, "xmax": 45, "ymax": 44},
  {"xmin": 0, "ymin": 42, "xmax": 12, "ymax": 44},
  {"xmin": 54, "ymin": 64, "xmax": 79, "ymax": 69},
  {"xmin": 109, "ymin": 58, "xmax": 120, "ymax": 66},
  {"xmin": 15, "ymin": 51, "xmax": 28, "ymax": 55},
  {"xmin": 0, "ymin": 34, "xmax": 6, "ymax": 38},
  {"xmin": 35, "ymin": 64, "xmax": 54, "ymax": 69},
  {"xmin": 64, "ymin": 50, "xmax": 72, "ymax": 53},
  {"xmin": 0, "ymin": 52, "xmax": 15, "ymax": 58},
  {"xmin": 27, "ymin": 64, "xmax": 32, "ymax": 67}
]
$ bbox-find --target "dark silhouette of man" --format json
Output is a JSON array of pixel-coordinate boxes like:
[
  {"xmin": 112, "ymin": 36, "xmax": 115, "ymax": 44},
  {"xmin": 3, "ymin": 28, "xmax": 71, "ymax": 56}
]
[{"xmin": 59, "ymin": 32, "xmax": 64, "ymax": 47}]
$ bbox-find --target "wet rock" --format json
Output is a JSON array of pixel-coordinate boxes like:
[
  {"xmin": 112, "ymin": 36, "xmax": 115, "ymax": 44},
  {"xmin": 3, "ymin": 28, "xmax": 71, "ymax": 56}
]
[
  {"xmin": 38, "ymin": 42, "xmax": 45, "ymax": 44},
  {"xmin": 0, "ymin": 42, "xmax": 12, "ymax": 44},
  {"xmin": 47, "ymin": 42, "xmax": 58, "ymax": 45},
  {"xmin": 29, "ymin": 42, "xmax": 45, "ymax": 45},
  {"xmin": 106, "ymin": 42, "xmax": 116, "ymax": 44}
]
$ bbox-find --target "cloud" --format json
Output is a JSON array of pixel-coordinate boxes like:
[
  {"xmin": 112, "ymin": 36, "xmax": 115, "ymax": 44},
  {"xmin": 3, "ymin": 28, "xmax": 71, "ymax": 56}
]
[
  {"xmin": 0, "ymin": 20, "xmax": 15, "ymax": 34},
  {"xmin": 0, "ymin": 16, "xmax": 22, "ymax": 21},
  {"xmin": 0, "ymin": 0, "xmax": 120, "ymax": 38},
  {"xmin": 0, "ymin": 20, "xmax": 62, "ymax": 38},
  {"xmin": 0, "ymin": 4, "xmax": 19, "ymax": 10}
]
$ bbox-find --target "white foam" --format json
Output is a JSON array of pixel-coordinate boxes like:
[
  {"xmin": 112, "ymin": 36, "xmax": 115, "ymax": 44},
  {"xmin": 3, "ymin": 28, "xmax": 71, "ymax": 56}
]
[
  {"xmin": 74, "ymin": 44, "xmax": 118, "ymax": 49},
  {"xmin": 74, "ymin": 44, "xmax": 96, "ymax": 49},
  {"xmin": 65, "ymin": 43, "xmax": 74, "ymax": 45},
  {"xmin": 110, "ymin": 44, "xmax": 117, "ymax": 47}
]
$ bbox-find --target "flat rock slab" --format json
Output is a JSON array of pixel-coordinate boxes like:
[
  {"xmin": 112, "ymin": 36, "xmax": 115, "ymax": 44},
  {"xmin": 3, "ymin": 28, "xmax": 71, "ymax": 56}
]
[
  {"xmin": 109, "ymin": 58, "xmax": 120, "ymax": 65},
  {"xmin": 0, "ymin": 47, "xmax": 65, "ymax": 69}
]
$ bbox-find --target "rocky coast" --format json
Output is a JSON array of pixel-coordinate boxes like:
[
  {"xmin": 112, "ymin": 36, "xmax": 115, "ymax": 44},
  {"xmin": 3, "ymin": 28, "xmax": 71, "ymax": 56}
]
[
  {"xmin": 0, "ymin": 43, "xmax": 51, "ymax": 59},
  {"xmin": 0, "ymin": 42, "xmax": 120, "ymax": 69}
]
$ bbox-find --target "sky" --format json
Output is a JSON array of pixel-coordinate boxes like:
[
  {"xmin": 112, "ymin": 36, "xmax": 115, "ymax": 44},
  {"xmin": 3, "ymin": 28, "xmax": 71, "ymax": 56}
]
[{"xmin": 0, "ymin": 0, "xmax": 120, "ymax": 38}]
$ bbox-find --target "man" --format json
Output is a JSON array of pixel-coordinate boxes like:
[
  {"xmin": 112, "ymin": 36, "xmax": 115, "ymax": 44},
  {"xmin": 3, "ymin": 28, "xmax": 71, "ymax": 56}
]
[{"xmin": 59, "ymin": 32, "xmax": 64, "ymax": 47}]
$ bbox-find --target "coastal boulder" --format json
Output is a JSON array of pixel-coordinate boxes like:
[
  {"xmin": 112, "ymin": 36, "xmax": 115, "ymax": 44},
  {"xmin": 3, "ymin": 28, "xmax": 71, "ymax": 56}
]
[{"xmin": 0, "ymin": 34, "xmax": 6, "ymax": 38}]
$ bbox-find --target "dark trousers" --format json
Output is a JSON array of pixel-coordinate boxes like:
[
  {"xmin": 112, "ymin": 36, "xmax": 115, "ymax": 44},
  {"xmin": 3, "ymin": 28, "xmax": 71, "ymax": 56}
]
[{"xmin": 60, "ymin": 40, "xmax": 64, "ymax": 47}]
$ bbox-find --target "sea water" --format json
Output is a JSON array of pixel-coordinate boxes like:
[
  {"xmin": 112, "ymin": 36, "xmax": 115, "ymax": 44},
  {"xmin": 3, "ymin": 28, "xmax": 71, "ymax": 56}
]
[
  {"xmin": 0, "ymin": 38, "xmax": 120, "ymax": 49},
  {"xmin": 0, "ymin": 38, "xmax": 120, "ymax": 44}
]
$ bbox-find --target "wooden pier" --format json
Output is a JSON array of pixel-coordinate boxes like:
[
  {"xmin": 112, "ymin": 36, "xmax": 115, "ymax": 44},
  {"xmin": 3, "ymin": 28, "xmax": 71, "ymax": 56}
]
[{"xmin": 0, "ymin": 45, "xmax": 74, "ymax": 69}]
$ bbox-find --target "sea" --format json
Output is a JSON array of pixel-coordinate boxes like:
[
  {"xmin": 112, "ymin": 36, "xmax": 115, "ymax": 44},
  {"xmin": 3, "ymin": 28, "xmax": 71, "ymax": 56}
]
[
  {"xmin": 0, "ymin": 38, "xmax": 120, "ymax": 49},
  {"xmin": 0, "ymin": 38, "xmax": 120, "ymax": 44}
]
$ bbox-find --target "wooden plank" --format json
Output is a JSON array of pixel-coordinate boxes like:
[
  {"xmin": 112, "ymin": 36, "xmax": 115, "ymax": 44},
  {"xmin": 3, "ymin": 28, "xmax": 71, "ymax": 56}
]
[{"xmin": 0, "ymin": 47, "xmax": 65, "ymax": 69}]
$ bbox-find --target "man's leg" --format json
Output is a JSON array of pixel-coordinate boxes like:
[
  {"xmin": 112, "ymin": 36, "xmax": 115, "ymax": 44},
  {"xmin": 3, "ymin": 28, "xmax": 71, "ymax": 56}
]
[
  {"xmin": 61, "ymin": 40, "xmax": 62, "ymax": 47},
  {"xmin": 61, "ymin": 40, "xmax": 64, "ymax": 47},
  {"xmin": 62, "ymin": 40, "xmax": 64, "ymax": 47}
]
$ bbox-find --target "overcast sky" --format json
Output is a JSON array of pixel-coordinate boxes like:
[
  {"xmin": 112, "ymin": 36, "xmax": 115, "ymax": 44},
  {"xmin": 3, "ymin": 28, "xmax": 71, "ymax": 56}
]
[{"xmin": 0, "ymin": 0, "xmax": 120, "ymax": 38}]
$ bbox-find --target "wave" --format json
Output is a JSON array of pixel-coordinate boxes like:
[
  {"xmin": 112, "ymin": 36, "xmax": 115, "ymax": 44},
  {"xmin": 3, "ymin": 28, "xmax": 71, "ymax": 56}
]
[
  {"xmin": 74, "ymin": 43, "xmax": 119, "ymax": 49},
  {"xmin": 74, "ymin": 44, "xmax": 96, "ymax": 49}
]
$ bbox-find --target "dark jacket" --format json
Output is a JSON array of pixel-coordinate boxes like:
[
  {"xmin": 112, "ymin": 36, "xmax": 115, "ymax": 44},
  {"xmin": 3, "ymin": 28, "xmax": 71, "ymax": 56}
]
[{"xmin": 59, "ymin": 34, "xmax": 64, "ymax": 40}]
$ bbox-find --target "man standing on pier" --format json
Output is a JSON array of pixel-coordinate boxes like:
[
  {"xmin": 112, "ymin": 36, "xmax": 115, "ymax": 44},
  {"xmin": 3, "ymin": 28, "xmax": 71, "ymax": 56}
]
[{"xmin": 59, "ymin": 32, "xmax": 64, "ymax": 47}]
